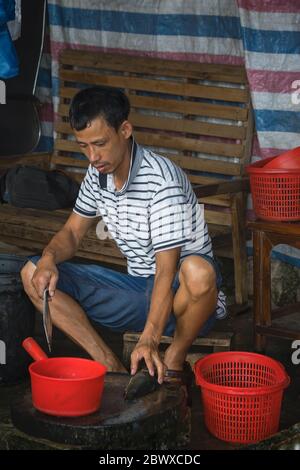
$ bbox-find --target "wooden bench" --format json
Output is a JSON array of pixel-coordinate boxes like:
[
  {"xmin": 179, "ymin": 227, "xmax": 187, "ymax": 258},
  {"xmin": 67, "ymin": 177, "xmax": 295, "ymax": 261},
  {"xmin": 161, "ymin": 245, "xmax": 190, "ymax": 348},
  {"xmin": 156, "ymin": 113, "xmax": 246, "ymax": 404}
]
[
  {"xmin": 123, "ymin": 331, "xmax": 234, "ymax": 369},
  {"xmin": 0, "ymin": 49, "xmax": 253, "ymax": 305}
]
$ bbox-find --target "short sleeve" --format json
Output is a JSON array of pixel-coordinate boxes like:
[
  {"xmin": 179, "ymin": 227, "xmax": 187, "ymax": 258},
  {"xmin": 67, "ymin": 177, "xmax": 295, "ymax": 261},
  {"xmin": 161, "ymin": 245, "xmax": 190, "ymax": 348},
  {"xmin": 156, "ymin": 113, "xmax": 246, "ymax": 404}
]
[
  {"xmin": 150, "ymin": 181, "xmax": 193, "ymax": 252},
  {"xmin": 73, "ymin": 165, "xmax": 99, "ymax": 218}
]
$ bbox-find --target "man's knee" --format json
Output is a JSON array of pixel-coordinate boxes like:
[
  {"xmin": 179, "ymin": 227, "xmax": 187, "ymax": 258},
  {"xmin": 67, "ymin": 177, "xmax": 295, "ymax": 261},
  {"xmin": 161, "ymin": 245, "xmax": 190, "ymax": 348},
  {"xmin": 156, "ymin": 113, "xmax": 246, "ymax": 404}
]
[
  {"xmin": 179, "ymin": 256, "xmax": 216, "ymax": 301},
  {"xmin": 21, "ymin": 261, "xmax": 36, "ymax": 297}
]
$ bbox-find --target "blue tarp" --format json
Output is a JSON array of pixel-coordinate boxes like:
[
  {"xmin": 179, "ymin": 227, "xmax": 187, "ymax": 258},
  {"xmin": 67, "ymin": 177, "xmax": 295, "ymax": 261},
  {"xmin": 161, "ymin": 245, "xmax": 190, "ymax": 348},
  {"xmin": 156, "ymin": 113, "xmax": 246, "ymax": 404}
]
[{"xmin": 0, "ymin": 0, "xmax": 19, "ymax": 79}]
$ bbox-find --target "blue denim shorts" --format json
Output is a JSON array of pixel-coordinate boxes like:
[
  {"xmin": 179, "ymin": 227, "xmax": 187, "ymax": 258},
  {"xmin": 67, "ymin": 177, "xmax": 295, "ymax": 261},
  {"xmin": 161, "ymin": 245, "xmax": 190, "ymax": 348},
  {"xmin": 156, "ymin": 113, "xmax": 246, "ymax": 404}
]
[{"xmin": 28, "ymin": 254, "xmax": 222, "ymax": 337}]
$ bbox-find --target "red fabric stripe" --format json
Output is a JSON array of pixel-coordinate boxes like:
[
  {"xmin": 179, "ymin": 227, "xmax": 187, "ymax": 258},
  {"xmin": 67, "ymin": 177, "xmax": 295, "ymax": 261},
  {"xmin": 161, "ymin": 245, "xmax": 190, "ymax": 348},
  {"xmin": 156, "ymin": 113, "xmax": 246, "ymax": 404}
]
[
  {"xmin": 260, "ymin": 147, "xmax": 289, "ymax": 158},
  {"xmin": 39, "ymin": 103, "xmax": 54, "ymax": 122},
  {"xmin": 49, "ymin": 41, "xmax": 244, "ymax": 65},
  {"xmin": 237, "ymin": 0, "xmax": 300, "ymax": 13},
  {"xmin": 247, "ymin": 69, "xmax": 300, "ymax": 93}
]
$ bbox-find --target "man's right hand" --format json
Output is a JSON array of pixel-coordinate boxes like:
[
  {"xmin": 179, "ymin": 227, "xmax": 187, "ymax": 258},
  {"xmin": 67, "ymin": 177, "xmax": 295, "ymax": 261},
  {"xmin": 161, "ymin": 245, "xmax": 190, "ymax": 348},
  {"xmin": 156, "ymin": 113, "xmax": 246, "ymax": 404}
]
[{"xmin": 31, "ymin": 257, "xmax": 59, "ymax": 300}]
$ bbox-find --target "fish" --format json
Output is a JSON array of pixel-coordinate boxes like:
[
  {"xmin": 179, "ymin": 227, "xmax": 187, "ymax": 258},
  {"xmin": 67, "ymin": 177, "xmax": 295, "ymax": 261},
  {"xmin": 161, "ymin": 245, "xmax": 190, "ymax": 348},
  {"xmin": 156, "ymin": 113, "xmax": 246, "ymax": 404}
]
[{"xmin": 124, "ymin": 369, "xmax": 160, "ymax": 401}]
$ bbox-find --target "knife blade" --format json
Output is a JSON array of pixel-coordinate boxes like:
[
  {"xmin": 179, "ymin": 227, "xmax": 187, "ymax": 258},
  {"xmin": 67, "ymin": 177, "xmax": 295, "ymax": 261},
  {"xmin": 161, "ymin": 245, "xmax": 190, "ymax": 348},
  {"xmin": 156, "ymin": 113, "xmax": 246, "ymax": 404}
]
[{"xmin": 43, "ymin": 288, "xmax": 52, "ymax": 353}]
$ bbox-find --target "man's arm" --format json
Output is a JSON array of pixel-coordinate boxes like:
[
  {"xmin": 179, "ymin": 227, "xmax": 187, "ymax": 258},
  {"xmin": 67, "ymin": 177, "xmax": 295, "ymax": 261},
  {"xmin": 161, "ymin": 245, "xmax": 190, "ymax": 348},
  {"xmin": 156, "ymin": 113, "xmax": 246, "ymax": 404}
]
[
  {"xmin": 42, "ymin": 212, "xmax": 95, "ymax": 264},
  {"xmin": 32, "ymin": 212, "xmax": 96, "ymax": 298},
  {"xmin": 130, "ymin": 247, "xmax": 181, "ymax": 384}
]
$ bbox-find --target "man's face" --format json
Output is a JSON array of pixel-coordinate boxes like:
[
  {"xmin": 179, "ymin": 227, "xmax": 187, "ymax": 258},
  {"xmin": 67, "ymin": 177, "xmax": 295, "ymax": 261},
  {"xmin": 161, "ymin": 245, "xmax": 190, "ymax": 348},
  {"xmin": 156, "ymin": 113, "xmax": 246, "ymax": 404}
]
[{"xmin": 74, "ymin": 117, "xmax": 132, "ymax": 174}]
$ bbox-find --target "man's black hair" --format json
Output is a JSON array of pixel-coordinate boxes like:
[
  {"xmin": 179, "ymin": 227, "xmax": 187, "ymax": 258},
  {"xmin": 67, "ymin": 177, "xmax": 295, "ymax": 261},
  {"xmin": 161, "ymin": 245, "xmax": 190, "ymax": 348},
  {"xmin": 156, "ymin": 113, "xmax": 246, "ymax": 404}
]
[{"xmin": 69, "ymin": 86, "xmax": 130, "ymax": 131}]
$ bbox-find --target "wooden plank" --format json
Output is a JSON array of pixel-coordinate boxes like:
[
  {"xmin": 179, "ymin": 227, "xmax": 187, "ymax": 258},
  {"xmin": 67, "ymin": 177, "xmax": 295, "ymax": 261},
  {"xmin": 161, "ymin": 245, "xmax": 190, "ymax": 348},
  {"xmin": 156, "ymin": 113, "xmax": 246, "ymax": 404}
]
[
  {"xmin": 60, "ymin": 49, "xmax": 247, "ymax": 83},
  {"xmin": 0, "ymin": 220, "xmax": 125, "ymax": 259},
  {"xmin": 204, "ymin": 209, "xmax": 231, "ymax": 226},
  {"xmin": 231, "ymin": 192, "xmax": 248, "ymax": 304},
  {"xmin": 55, "ymin": 114, "xmax": 246, "ymax": 140},
  {"xmin": 51, "ymin": 154, "xmax": 88, "ymax": 169},
  {"xmin": 0, "ymin": 234, "xmax": 127, "ymax": 266},
  {"xmin": 164, "ymin": 153, "xmax": 241, "ymax": 175},
  {"xmin": 198, "ymin": 195, "xmax": 231, "ymax": 207},
  {"xmin": 0, "ymin": 152, "xmax": 52, "ymax": 171},
  {"xmin": 60, "ymin": 69, "xmax": 249, "ymax": 103},
  {"xmin": 53, "ymin": 133, "xmax": 244, "ymax": 160},
  {"xmin": 256, "ymin": 325, "xmax": 300, "ymax": 340},
  {"xmin": 52, "ymin": 143, "xmax": 242, "ymax": 176},
  {"xmin": 182, "ymin": 174, "xmax": 228, "ymax": 185},
  {"xmin": 59, "ymin": 92, "xmax": 249, "ymax": 121},
  {"xmin": 54, "ymin": 139, "xmax": 80, "ymax": 154},
  {"xmin": 207, "ymin": 223, "xmax": 231, "ymax": 238},
  {"xmin": 134, "ymin": 132, "xmax": 244, "ymax": 158},
  {"xmin": 240, "ymin": 101, "xmax": 254, "ymax": 169},
  {"xmin": 123, "ymin": 331, "xmax": 233, "ymax": 347},
  {"xmin": 193, "ymin": 177, "xmax": 250, "ymax": 198},
  {"xmin": 130, "ymin": 113, "xmax": 246, "ymax": 140}
]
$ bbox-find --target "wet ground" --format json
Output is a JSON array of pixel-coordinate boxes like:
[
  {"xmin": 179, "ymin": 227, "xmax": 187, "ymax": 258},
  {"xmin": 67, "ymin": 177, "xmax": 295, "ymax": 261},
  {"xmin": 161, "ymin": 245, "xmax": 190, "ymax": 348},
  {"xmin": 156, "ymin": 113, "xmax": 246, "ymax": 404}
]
[
  {"xmin": 1, "ymin": 251, "xmax": 300, "ymax": 450},
  {"xmin": 1, "ymin": 305, "xmax": 300, "ymax": 450}
]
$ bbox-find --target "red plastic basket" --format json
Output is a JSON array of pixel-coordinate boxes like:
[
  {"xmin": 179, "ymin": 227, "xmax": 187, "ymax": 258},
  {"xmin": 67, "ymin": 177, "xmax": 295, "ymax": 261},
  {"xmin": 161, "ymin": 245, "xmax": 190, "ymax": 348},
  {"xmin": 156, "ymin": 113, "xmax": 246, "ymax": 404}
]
[
  {"xmin": 194, "ymin": 352, "xmax": 290, "ymax": 444},
  {"xmin": 247, "ymin": 156, "xmax": 300, "ymax": 221}
]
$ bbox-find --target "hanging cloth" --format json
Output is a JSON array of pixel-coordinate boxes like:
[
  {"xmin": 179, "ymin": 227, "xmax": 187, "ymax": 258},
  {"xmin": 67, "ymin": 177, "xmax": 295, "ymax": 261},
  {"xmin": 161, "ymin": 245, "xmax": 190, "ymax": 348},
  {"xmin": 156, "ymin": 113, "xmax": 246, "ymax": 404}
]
[{"xmin": 0, "ymin": 0, "xmax": 19, "ymax": 78}]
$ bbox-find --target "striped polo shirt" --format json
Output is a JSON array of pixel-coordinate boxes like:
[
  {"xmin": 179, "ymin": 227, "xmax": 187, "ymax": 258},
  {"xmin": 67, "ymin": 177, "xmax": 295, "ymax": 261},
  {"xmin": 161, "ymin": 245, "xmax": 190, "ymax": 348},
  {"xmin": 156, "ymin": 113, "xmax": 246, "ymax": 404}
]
[{"xmin": 74, "ymin": 139, "xmax": 226, "ymax": 319}]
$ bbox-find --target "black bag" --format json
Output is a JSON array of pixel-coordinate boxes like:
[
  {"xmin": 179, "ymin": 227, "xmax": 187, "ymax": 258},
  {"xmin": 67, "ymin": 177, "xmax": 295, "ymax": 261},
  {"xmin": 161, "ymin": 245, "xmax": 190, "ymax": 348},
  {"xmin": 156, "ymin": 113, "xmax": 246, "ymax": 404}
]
[{"xmin": 0, "ymin": 165, "xmax": 80, "ymax": 210}]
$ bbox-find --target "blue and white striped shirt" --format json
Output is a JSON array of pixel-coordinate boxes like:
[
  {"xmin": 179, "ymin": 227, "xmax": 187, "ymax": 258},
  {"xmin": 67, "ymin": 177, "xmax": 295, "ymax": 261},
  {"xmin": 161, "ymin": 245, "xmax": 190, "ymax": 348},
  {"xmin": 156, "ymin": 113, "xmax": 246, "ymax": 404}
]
[{"xmin": 74, "ymin": 140, "xmax": 226, "ymax": 319}]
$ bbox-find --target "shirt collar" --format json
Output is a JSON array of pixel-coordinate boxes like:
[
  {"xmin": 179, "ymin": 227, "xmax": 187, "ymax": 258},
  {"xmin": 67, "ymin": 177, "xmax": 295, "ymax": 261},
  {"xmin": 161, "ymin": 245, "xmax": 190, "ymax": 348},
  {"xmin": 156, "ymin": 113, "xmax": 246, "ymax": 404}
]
[{"xmin": 99, "ymin": 137, "xmax": 142, "ymax": 194}]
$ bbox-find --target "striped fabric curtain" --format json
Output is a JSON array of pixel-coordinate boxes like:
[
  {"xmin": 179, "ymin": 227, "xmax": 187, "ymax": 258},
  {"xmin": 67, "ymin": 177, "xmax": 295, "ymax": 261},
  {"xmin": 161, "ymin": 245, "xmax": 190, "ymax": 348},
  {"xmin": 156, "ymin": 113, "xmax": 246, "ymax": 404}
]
[
  {"xmin": 36, "ymin": 0, "xmax": 300, "ymax": 164},
  {"xmin": 237, "ymin": 0, "xmax": 300, "ymax": 161}
]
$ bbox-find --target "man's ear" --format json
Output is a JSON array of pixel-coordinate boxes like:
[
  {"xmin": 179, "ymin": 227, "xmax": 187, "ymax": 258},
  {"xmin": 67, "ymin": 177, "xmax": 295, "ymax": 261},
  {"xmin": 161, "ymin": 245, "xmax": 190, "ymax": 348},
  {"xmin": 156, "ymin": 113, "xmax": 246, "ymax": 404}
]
[{"xmin": 120, "ymin": 120, "xmax": 133, "ymax": 139}]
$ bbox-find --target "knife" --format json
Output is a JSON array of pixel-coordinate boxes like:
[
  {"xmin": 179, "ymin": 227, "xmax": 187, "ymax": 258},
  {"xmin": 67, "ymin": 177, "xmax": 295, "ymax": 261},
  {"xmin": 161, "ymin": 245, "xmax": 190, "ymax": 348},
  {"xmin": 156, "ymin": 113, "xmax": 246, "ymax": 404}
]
[{"xmin": 43, "ymin": 288, "xmax": 52, "ymax": 353}]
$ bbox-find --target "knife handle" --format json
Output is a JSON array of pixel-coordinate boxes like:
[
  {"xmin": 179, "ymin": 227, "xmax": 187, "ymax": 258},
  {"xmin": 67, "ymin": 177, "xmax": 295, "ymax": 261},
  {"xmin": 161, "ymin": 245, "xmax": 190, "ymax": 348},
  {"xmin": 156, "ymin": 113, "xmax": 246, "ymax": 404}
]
[{"xmin": 22, "ymin": 337, "xmax": 48, "ymax": 361}]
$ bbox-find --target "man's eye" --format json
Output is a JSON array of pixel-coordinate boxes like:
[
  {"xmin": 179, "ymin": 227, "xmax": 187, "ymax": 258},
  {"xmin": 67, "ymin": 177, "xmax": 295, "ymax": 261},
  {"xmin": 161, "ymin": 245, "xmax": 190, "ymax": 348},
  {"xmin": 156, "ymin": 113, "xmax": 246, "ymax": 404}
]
[{"xmin": 95, "ymin": 142, "xmax": 105, "ymax": 147}]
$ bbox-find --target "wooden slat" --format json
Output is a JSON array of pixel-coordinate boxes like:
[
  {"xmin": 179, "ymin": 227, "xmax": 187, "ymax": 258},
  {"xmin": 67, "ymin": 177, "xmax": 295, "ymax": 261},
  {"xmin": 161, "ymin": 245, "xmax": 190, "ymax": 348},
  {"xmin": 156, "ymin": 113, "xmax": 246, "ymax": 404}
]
[
  {"xmin": 54, "ymin": 140, "xmax": 80, "ymax": 154},
  {"xmin": 204, "ymin": 209, "xmax": 232, "ymax": 226},
  {"xmin": 0, "ymin": 234, "xmax": 126, "ymax": 266},
  {"xmin": 208, "ymin": 223, "xmax": 231, "ymax": 237},
  {"xmin": 51, "ymin": 154, "xmax": 88, "ymax": 169},
  {"xmin": 59, "ymin": 92, "xmax": 249, "ymax": 121},
  {"xmin": 131, "ymin": 113, "xmax": 246, "ymax": 140},
  {"xmin": 60, "ymin": 69, "xmax": 249, "ymax": 103},
  {"xmin": 130, "ymin": 95, "xmax": 249, "ymax": 121},
  {"xmin": 156, "ymin": 154, "xmax": 241, "ymax": 176},
  {"xmin": 134, "ymin": 131, "xmax": 244, "ymax": 158},
  {"xmin": 0, "ymin": 211, "xmax": 125, "ymax": 260},
  {"xmin": 241, "ymin": 102, "xmax": 254, "ymax": 168},
  {"xmin": 193, "ymin": 177, "xmax": 250, "ymax": 198},
  {"xmin": 198, "ymin": 195, "xmax": 231, "ymax": 207},
  {"xmin": 123, "ymin": 330, "xmax": 233, "ymax": 346},
  {"xmin": 54, "ymin": 131, "xmax": 245, "ymax": 159},
  {"xmin": 55, "ymin": 113, "xmax": 246, "ymax": 141},
  {"xmin": 180, "ymin": 174, "xmax": 227, "ymax": 185},
  {"xmin": 51, "ymin": 148, "xmax": 242, "ymax": 177},
  {"xmin": 0, "ymin": 152, "xmax": 52, "ymax": 171},
  {"xmin": 60, "ymin": 50, "xmax": 247, "ymax": 83}
]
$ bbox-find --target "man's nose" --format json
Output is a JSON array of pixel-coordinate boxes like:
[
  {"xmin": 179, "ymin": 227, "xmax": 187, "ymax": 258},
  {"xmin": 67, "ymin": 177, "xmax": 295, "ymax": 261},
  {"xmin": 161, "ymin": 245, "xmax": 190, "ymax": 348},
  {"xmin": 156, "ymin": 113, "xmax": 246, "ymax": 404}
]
[{"xmin": 88, "ymin": 146, "xmax": 99, "ymax": 163}]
